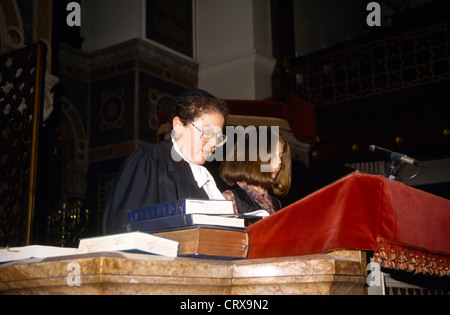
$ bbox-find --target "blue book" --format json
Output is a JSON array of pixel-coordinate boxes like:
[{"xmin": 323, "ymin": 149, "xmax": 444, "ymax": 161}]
[
  {"xmin": 127, "ymin": 199, "xmax": 234, "ymax": 223},
  {"xmin": 127, "ymin": 214, "xmax": 245, "ymax": 231}
]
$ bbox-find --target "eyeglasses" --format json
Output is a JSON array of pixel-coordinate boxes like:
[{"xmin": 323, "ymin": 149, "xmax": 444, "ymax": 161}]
[{"xmin": 190, "ymin": 121, "xmax": 227, "ymax": 147}]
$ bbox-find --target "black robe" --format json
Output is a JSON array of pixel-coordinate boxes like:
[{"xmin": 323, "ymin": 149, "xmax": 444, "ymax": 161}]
[{"xmin": 102, "ymin": 140, "xmax": 208, "ymax": 234}]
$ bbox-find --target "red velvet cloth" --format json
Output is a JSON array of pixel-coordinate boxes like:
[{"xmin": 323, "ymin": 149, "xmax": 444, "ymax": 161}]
[{"xmin": 247, "ymin": 173, "xmax": 450, "ymax": 276}]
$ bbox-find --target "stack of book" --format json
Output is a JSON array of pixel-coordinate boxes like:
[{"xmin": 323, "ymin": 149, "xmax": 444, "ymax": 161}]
[
  {"xmin": 0, "ymin": 201, "xmax": 270, "ymax": 263},
  {"xmin": 126, "ymin": 199, "xmax": 250, "ymax": 260}
]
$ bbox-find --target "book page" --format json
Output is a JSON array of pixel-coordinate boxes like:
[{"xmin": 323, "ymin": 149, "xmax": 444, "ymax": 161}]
[{"xmin": 187, "ymin": 199, "xmax": 234, "ymax": 214}]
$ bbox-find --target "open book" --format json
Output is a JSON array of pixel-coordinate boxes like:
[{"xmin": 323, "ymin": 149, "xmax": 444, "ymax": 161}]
[
  {"xmin": 0, "ymin": 245, "xmax": 78, "ymax": 263},
  {"xmin": 220, "ymin": 210, "xmax": 270, "ymax": 219},
  {"xmin": 218, "ymin": 210, "xmax": 271, "ymax": 227},
  {"xmin": 78, "ymin": 231, "xmax": 179, "ymax": 258},
  {"xmin": 236, "ymin": 210, "xmax": 270, "ymax": 219}
]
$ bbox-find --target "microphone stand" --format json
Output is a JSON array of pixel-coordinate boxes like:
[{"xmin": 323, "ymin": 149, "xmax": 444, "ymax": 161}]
[
  {"xmin": 384, "ymin": 159, "xmax": 424, "ymax": 182},
  {"xmin": 384, "ymin": 160, "xmax": 406, "ymax": 181}
]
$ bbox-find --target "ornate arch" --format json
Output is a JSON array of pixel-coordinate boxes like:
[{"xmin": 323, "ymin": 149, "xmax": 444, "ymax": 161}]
[{"xmin": 59, "ymin": 97, "xmax": 89, "ymax": 200}]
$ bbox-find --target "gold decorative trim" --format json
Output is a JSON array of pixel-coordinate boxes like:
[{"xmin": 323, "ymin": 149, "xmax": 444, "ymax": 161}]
[{"xmin": 26, "ymin": 42, "xmax": 46, "ymax": 245}]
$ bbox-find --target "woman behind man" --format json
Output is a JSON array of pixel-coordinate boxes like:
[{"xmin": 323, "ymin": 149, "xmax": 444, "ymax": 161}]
[{"xmin": 219, "ymin": 128, "xmax": 291, "ymax": 215}]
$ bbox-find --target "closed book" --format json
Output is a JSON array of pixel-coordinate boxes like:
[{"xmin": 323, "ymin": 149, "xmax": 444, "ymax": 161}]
[
  {"xmin": 128, "ymin": 199, "xmax": 234, "ymax": 223},
  {"xmin": 154, "ymin": 227, "xmax": 249, "ymax": 259},
  {"xmin": 127, "ymin": 214, "xmax": 245, "ymax": 231},
  {"xmin": 78, "ymin": 231, "xmax": 179, "ymax": 258}
]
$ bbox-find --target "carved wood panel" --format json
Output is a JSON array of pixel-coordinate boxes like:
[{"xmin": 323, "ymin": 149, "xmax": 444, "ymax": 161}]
[{"xmin": 0, "ymin": 43, "xmax": 46, "ymax": 246}]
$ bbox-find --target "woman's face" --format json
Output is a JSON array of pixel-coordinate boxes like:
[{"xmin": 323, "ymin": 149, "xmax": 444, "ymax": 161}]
[
  {"xmin": 173, "ymin": 112, "xmax": 225, "ymax": 165},
  {"xmin": 270, "ymin": 140, "xmax": 284, "ymax": 179}
]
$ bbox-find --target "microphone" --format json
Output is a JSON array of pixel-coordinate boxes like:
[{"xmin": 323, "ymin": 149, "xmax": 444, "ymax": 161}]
[{"xmin": 369, "ymin": 145, "xmax": 423, "ymax": 167}]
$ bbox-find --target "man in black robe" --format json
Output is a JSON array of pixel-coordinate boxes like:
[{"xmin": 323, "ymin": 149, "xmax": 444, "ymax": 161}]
[{"xmin": 102, "ymin": 89, "xmax": 228, "ymax": 234}]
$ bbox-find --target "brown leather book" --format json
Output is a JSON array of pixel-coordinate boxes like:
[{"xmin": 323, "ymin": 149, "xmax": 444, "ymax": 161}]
[{"xmin": 155, "ymin": 227, "xmax": 248, "ymax": 259}]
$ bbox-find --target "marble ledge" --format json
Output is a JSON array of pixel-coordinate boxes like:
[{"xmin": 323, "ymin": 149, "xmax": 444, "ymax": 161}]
[{"xmin": 0, "ymin": 251, "xmax": 367, "ymax": 295}]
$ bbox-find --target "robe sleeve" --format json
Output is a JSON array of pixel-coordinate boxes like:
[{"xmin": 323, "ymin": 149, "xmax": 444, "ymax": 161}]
[
  {"xmin": 102, "ymin": 141, "xmax": 210, "ymax": 235},
  {"xmin": 102, "ymin": 146, "xmax": 163, "ymax": 234}
]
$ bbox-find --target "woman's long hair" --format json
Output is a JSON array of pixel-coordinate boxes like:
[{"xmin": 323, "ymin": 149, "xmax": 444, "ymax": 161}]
[{"xmin": 219, "ymin": 128, "xmax": 291, "ymax": 197}]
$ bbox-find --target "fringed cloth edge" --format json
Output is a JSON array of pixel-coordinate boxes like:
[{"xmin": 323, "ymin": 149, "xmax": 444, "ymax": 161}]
[{"xmin": 374, "ymin": 237, "xmax": 450, "ymax": 277}]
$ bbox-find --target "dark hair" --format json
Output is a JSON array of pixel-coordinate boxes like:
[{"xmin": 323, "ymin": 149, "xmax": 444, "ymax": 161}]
[
  {"xmin": 219, "ymin": 129, "xmax": 291, "ymax": 197},
  {"xmin": 169, "ymin": 90, "xmax": 229, "ymax": 128}
]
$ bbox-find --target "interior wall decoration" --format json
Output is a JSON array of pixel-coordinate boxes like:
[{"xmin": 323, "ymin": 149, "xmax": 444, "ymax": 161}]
[
  {"xmin": 101, "ymin": 88, "xmax": 125, "ymax": 132},
  {"xmin": 90, "ymin": 73, "xmax": 135, "ymax": 149},
  {"xmin": 0, "ymin": 42, "xmax": 47, "ymax": 246},
  {"xmin": 148, "ymin": 89, "xmax": 174, "ymax": 130}
]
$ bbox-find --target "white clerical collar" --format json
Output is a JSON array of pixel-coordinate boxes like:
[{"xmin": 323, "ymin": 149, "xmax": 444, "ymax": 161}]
[
  {"xmin": 171, "ymin": 137, "xmax": 191, "ymax": 165},
  {"xmin": 171, "ymin": 138, "xmax": 224, "ymax": 200}
]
